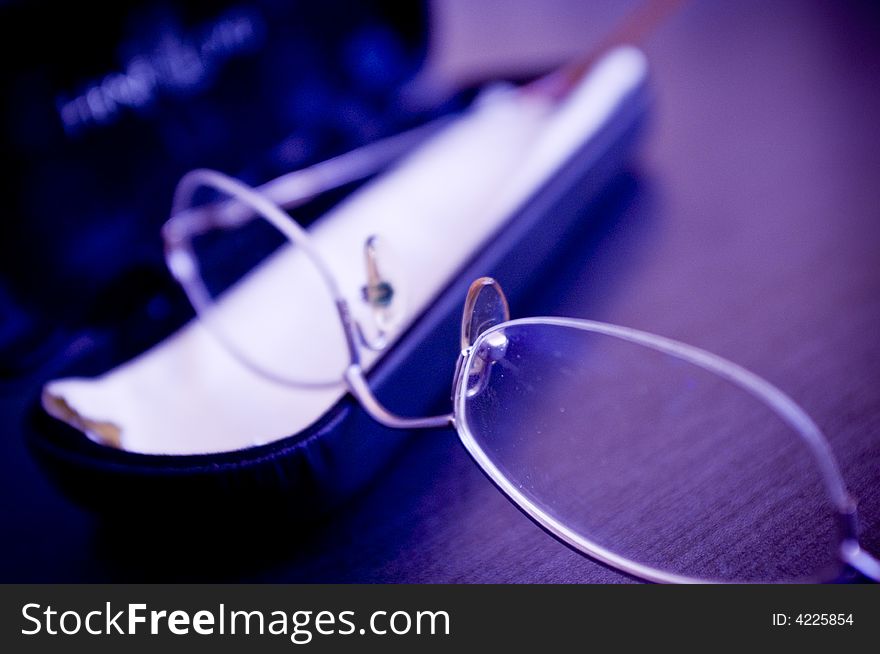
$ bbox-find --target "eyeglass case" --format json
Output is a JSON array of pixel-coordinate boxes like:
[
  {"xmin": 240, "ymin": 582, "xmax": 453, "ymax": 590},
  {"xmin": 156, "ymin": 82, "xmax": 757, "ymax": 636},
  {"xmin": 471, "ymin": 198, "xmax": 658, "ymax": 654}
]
[{"xmin": 26, "ymin": 48, "xmax": 650, "ymax": 523}]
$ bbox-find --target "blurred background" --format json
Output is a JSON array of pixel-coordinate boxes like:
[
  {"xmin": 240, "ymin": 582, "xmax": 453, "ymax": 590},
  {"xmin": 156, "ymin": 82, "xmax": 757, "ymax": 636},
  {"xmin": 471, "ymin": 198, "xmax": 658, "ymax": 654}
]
[
  {"xmin": 1, "ymin": 0, "xmax": 434, "ymax": 377},
  {"xmin": 0, "ymin": 0, "xmax": 644, "ymax": 378},
  {"xmin": 1, "ymin": 0, "xmax": 879, "ymax": 581}
]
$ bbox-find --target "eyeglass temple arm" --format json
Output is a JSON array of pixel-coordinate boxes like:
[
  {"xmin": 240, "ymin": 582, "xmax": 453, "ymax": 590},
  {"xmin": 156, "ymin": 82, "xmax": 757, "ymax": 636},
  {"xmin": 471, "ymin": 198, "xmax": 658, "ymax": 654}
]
[
  {"xmin": 260, "ymin": 117, "xmax": 449, "ymax": 212},
  {"xmin": 164, "ymin": 117, "xmax": 448, "ymax": 244},
  {"xmin": 344, "ymin": 365, "xmax": 454, "ymax": 430}
]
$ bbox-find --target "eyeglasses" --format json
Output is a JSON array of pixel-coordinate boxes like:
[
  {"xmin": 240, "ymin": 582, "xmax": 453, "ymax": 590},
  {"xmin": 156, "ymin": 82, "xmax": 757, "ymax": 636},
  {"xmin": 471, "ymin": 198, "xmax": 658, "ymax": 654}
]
[{"xmin": 161, "ymin": 151, "xmax": 879, "ymax": 584}]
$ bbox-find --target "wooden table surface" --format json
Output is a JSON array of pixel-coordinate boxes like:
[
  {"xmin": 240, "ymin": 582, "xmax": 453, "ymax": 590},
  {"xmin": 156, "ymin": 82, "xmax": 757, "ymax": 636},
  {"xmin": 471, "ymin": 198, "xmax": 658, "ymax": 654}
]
[{"xmin": 3, "ymin": 0, "xmax": 879, "ymax": 582}]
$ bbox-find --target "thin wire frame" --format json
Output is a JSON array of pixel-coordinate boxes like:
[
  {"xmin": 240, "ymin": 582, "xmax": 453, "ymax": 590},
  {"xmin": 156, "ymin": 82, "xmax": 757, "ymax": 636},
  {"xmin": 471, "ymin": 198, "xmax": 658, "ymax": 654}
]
[
  {"xmin": 453, "ymin": 316, "xmax": 877, "ymax": 584},
  {"xmin": 162, "ymin": 166, "xmax": 879, "ymax": 584},
  {"xmin": 163, "ymin": 167, "xmax": 453, "ymax": 428}
]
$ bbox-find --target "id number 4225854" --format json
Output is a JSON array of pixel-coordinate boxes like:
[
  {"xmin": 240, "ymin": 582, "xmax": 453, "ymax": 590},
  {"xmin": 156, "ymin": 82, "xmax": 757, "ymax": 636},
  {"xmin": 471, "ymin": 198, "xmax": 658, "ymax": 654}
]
[{"xmin": 771, "ymin": 613, "xmax": 854, "ymax": 627}]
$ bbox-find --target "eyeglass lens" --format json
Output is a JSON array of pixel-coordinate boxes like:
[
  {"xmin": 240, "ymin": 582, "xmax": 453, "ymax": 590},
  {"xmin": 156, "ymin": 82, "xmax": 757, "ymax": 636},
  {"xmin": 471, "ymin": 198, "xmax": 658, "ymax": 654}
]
[{"xmin": 457, "ymin": 321, "xmax": 841, "ymax": 582}]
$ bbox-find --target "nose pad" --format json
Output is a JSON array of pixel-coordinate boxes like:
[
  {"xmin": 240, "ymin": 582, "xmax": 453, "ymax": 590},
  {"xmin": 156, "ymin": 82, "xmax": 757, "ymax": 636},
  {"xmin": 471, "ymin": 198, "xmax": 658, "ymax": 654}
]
[
  {"xmin": 358, "ymin": 235, "xmax": 405, "ymax": 351},
  {"xmin": 461, "ymin": 277, "xmax": 511, "ymax": 397},
  {"xmin": 461, "ymin": 277, "xmax": 510, "ymax": 349}
]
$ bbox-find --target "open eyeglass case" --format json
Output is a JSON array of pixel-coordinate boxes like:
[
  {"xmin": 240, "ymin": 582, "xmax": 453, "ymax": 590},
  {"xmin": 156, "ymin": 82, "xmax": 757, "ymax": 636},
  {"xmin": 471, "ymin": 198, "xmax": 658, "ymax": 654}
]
[{"xmin": 26, "ymin": 47, "xmax": 650, "ymax": 526}]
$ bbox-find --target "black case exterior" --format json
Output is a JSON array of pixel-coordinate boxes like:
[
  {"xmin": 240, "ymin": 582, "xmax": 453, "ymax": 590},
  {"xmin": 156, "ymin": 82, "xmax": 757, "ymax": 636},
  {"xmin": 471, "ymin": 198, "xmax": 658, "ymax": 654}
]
[{"xmin": 26, "ymin": 79, "xmax": 649, "ymax": 527}]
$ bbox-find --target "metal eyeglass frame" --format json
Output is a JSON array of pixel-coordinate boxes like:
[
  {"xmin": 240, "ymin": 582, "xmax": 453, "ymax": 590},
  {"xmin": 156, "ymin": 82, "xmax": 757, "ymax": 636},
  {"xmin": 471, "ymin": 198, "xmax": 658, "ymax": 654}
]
[{"xmin": 161, "ymin": 159, "xmax": 879, "ymax": 584}]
